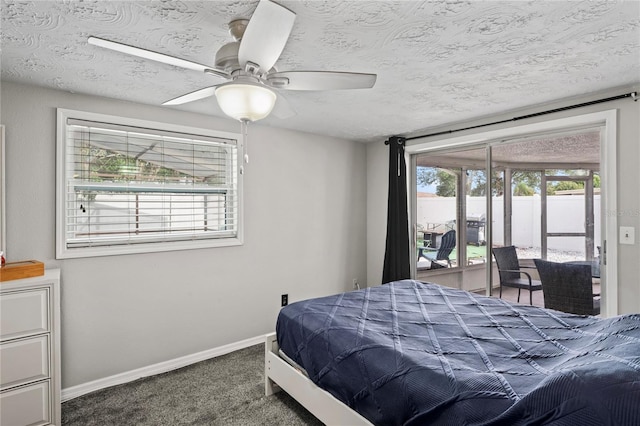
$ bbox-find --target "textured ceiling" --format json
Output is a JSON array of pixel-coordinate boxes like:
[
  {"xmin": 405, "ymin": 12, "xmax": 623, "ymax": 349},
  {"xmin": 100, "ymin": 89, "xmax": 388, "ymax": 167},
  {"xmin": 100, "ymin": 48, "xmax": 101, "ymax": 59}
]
[
  {"xmin": 1, "ymin": 0, "xmax": 639, "ymax": 142},
  {"xmin": 416, "ymin": 129, "xmax": 601, "ymax": 169}
]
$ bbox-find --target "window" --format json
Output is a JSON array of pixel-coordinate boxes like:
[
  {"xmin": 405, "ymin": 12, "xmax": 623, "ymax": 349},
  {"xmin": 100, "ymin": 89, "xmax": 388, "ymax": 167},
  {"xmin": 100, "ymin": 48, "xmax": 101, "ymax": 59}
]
[{"xmin": 56, "ymin": 109, "xmax": 242, "ymax": 258}]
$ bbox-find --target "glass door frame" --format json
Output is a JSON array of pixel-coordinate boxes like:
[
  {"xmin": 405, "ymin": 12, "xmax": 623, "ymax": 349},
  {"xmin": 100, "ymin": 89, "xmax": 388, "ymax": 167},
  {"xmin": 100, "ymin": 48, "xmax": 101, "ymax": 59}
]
[
  {"xmin": 407, "ymin": 110, "xmax": 618, "ymax": 316},
  {"xmin": 541, "ymin": 172, "xmax": 596, "ymax": 260}
]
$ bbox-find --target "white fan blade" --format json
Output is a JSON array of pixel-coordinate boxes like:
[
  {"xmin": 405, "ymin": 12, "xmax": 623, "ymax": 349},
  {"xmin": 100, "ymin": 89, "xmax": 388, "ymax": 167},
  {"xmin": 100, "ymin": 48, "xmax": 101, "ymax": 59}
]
[
  {"xmin": 272, "ymin": 93, "xmax": 296, "ymax": 119},
  {"xmin": 88, "ymin": 36, "xmax": 228, "ymax": 77},
  {"xmin": 162, "ymin": 86, "xmax": 218, "ymax": 106},
  {"xmin": 267, "ymin": 71, "xmax": 377, "ymax": 91},
  {"xmin": 238, "ymin": 0, "xmax": 296, "ymax": 74}
]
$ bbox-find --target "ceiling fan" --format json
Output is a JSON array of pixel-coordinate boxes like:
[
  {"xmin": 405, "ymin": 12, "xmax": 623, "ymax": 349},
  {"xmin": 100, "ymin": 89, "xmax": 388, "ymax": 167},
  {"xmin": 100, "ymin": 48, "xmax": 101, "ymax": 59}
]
[{"xmin": 88, "ymin": 0, "xmax": 377, "ymax": 122}]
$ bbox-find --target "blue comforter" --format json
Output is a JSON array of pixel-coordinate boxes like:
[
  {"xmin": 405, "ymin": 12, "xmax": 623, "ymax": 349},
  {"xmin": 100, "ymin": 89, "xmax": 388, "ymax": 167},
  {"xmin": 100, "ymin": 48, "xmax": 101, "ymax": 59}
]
[{"xmin": 276, "ymin": 280, "xmax": 640, "ymax": 425}]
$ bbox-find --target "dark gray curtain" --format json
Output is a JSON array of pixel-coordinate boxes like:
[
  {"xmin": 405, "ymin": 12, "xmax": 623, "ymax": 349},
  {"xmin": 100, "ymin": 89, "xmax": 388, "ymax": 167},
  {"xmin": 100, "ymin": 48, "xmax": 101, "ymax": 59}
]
[{"xmin": 382, "ymin": 136, "xmax": 411, "ymax": 284}]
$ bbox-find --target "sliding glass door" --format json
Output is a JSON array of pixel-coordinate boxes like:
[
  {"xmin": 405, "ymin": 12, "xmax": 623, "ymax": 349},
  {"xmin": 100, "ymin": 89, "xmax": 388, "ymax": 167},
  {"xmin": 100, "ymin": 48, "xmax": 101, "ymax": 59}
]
[
  {"xmin": 412, "ymin": 127, "xmax": 602, "ymax": 301},
  {"xmin": 414, "ymin": 146, "xmax": 488, "ymax": 291}
]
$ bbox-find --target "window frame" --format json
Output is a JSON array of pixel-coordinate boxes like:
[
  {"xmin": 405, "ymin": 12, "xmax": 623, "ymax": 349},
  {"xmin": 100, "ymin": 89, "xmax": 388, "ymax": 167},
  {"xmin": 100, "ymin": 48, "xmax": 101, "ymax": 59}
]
[{"xmin": 56, "ymin": 108, "xmax": 243, "ymax": 259}]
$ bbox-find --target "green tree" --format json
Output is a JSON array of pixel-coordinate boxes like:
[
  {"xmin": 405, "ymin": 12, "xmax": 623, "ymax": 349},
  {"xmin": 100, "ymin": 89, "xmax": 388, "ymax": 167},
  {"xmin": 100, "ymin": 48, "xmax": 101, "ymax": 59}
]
[
  {"xmin": 418, "ymin": 167, "xmax": 504, "ymax": 197},
  {"xmin": 467, "ymin": 170, "xmax": 504, "ymax": 196},
  {"xmin": 546, "ymin": 172, "xmax": 600, "ymax": 194},
  {"xmin": 511, "ymin": 171, "xmax": 540, "ymax": 195},
  {"xmin": 417, "ymin": 167, "xmax": 457, "ymax": 197},
  {"xmin": 467, "ymin": 170, "xmax": 485, "ymax": 196},
  {"xmin": 514, "ymin": 181, "xmax": 535, "ymax": 196},
  {"xmin": 435, "ymin": 171, "xmax": 457, "ymax": 197},
  {"xmin": 418, "ymin": 167, "xmax": 598, "ymax": 197}
]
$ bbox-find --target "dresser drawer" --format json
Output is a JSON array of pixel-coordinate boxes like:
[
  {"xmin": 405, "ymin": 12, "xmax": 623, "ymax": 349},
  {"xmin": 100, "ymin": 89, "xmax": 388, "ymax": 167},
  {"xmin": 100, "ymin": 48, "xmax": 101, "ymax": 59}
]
[
  {"xmin": 0, "ymin": 380, "xmax": 51, "ymax": 426},
  {"xmin": 0, "ymin": 288, "xmax": 49, "ymax": 341},
  {"xmin": 1, "ymin": 335, "xmax": 49, "ymax": 390}
]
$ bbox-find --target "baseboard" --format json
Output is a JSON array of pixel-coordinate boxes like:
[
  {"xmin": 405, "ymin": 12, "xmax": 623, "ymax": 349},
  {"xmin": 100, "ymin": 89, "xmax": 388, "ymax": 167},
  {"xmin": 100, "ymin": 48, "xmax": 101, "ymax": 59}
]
[{"xmin": 61, "ymin": 334, "xmax": 266, "ymax": 402}]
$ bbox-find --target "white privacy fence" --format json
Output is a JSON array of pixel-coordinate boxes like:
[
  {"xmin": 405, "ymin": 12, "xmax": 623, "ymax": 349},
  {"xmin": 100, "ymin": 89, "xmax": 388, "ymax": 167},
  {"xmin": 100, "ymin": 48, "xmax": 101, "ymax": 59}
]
[
  {"xmin": 68, "ymin": 192, "xmax": 231, "ymax": 246},
  {"xmin": 417, "ymin": 194, "xmax": 601, "ymax": 253}
]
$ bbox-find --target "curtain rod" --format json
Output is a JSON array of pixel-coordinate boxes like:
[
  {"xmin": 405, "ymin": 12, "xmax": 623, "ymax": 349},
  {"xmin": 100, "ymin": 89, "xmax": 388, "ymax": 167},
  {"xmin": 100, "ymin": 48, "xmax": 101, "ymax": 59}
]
[{"xmin": 405, "ymin": 91, "xmax": 637, "ymax": 141}]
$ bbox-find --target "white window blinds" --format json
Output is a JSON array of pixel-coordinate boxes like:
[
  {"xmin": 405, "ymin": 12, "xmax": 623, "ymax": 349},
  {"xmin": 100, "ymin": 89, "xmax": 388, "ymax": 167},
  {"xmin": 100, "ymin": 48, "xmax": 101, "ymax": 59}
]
[{"xmin": 57, "ymin": 110, "xmax": 242, "ymax": 258}]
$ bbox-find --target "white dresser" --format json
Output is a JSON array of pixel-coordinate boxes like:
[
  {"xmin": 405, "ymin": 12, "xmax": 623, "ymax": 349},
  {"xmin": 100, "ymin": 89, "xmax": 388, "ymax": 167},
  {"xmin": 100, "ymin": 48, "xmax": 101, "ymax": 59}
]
[{"xmin": 1, "ymin": 269, "xmax": 61, "ymax": 426}]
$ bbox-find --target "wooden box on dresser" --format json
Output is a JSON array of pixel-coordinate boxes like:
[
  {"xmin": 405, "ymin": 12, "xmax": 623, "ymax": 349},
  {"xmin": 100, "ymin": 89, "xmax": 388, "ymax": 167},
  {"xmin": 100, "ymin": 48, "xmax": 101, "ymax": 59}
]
[{"xmin": 1, "ymin": 269, "xmax": 61, "ymax": 426}]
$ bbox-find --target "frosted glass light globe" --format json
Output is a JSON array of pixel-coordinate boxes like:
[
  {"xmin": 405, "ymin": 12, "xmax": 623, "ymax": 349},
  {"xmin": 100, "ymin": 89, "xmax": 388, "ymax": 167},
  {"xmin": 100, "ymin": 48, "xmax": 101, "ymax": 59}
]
[{"xmin": 215, "ymin": 82, "xmax": 277, "ymax": 122}]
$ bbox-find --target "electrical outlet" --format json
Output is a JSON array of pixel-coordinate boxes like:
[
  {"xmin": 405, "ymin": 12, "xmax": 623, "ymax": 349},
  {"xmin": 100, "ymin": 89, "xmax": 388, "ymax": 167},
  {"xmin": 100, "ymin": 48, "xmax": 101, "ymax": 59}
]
[
  {"xmin": 353, "ymin": 279, "xmax": 360, "ymax": 290},
  {"xmin": 281, "ymin": 294, "xmax": 288, "ymax": 306},
  {"xmin": 620, "ymin": 226, "xmax": 635, "ymax": 245}
]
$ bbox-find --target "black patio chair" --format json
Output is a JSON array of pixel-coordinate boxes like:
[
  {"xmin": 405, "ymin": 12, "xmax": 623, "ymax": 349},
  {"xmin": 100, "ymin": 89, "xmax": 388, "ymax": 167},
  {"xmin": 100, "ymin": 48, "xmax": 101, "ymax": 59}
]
[
  {"xmin": 492, "ymin": 246, "xmax": 542, "ymax": 305},
  {"xmin": 534, "ymin": 259, "xmax": 600, "ymax": 315},
  {"xmin": 421, "ymin": 229, "xmax": 456, "ymax": 269}
]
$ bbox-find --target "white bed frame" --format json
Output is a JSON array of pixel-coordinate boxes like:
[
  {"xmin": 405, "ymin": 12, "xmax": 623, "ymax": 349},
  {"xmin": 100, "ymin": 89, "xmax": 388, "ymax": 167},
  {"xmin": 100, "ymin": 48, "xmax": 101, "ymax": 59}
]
[{"xmin": 264, "ymin": 332, "xmax": 373, "ymax": 425}]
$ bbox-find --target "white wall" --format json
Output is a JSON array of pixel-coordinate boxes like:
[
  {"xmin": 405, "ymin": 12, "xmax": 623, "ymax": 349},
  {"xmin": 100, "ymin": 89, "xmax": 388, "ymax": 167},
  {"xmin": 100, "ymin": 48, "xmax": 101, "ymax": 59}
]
[
  {"xmin": 367, "ymin": 88, "xmax": 640, "ymax": 314},
  {"xmin": 0, "ymin": 81, "xmax": 367, "ymax": 388}
]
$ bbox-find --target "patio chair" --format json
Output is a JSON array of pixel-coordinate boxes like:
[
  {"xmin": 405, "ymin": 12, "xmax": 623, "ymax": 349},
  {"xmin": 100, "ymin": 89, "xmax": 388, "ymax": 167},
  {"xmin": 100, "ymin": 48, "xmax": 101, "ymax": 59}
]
[
  {"xmin": 533, "ymin": 259, "xmax": 600, "ymax": 315},
  {"xmin": 421, "ymin": 229, "xmax": 456, "ymax": 269},
  {"xmin": 492, "ymin": 246, "xmax": 542, "ymax": 305}
]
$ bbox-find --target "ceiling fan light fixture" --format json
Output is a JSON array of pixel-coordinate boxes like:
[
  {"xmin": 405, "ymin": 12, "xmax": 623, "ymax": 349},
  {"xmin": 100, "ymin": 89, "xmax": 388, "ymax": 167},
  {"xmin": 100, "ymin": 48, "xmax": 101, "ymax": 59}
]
[{"xmin": 215, "ymin": 81, "xmax": 276, "ymax": 122}]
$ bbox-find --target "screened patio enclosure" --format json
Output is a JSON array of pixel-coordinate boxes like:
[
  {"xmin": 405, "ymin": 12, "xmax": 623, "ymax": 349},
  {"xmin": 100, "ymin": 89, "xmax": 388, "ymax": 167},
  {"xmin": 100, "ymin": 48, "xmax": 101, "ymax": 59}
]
[{"xmin": 412, "ymin": 128, "xmax": 602, "ymax": 295}]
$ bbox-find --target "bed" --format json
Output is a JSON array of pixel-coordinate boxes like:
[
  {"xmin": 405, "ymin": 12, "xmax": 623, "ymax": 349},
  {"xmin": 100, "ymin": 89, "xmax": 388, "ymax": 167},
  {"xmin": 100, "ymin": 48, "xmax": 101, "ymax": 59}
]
[{"xmin": 265, "ymin": 279, "xmax": 640, "ymax": 425}]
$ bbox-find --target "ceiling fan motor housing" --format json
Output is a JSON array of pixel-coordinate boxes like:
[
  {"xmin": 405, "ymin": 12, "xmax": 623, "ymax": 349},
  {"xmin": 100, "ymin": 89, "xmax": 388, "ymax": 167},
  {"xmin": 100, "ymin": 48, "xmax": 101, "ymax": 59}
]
[
  {"xmin": 214, "ymin": 18, "xmax": 250, "ymax": 72},
  {"xmin": 215, "ymin": 41, "xmax": 240, "ymax": 72},
  {"xmin": 228, "ymin": 19, "xmax": 249, "ymax": 41}
]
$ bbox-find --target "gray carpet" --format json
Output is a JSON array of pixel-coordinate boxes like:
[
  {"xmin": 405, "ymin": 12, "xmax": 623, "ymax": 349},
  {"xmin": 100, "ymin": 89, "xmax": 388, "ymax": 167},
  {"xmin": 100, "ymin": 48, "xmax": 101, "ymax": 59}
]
[{"xmin": 62, "ymin": 344, "xmax": 324, "ymax": 425}]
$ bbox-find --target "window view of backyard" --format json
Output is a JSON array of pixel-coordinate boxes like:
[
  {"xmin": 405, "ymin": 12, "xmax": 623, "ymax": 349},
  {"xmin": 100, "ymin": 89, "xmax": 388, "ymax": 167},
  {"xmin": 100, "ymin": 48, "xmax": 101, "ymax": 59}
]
[
  {"xmin": 416, "ymin": 163, "xmax": 488, "ymax": 269},
  {"xmin": 59, "ymin": 116, "xmax": 239, "ymax": 256},
  {"xmin": 413, "ymin": 128, "xmax": 602, "ymax": 303}
]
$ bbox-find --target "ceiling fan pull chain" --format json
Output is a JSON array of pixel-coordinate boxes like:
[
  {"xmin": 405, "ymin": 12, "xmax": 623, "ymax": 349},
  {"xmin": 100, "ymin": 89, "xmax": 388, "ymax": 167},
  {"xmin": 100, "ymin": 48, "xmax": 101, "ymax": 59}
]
[{"xmin": 241, "ymin": 120, "xmax": 249, "ymax": 171}]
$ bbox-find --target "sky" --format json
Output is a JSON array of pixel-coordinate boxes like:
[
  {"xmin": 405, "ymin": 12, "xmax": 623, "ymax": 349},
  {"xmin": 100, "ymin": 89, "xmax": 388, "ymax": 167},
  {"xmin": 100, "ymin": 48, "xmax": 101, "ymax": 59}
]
[{"xmin": 418, "ymin": 183, "xmax": 436, "ymax": 193}]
